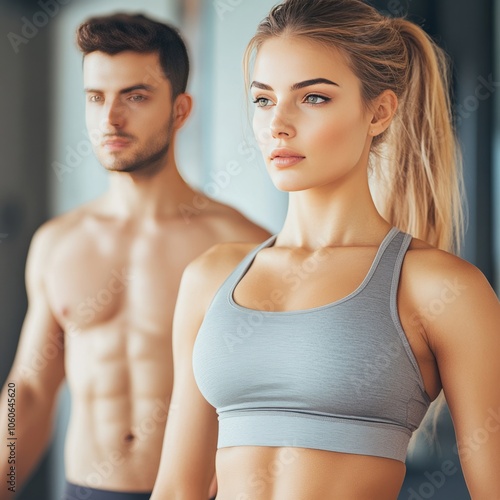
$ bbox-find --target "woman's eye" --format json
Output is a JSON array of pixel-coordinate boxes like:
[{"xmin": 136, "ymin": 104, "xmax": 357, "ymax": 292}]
[
  {"xmin": 252, "ymin": 97, "xmax": 272, "ymax": 108},
  {"xmin": 304, "ymin": 94, "xmax": 329, "ymax": 104}
]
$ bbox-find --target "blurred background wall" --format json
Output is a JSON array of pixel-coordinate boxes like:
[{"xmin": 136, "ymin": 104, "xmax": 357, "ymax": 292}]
[{"xmin": 0, "ymin": 0, "xmax": 497, "ymax": 499}]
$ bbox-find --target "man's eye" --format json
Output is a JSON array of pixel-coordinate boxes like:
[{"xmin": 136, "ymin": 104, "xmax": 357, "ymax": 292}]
[
  {"xmin": 88, "ymin": 95, "xmax": 103, "ymax": 103},
  {"xmin": 128, "ymin": 95, "xmax": 146, "ymax": 103}
]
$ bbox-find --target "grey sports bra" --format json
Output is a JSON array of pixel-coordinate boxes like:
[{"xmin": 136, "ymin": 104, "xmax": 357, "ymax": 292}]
[{"xmin": 192, "ymin": 227, "xmax": 431, "ymax": 462}]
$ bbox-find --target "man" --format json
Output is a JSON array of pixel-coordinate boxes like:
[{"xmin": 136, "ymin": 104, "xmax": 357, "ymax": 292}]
[{"xmin": 0, "ymin": 13, "xmax": 268, "ymax": 500}]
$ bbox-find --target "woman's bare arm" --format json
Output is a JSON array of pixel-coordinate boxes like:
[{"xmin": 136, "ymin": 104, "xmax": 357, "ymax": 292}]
[
  {"xmin": 151, "ymin": 243, "xmax": 255, "ymax": 500},
  {"xmin": 416, "ymin": 254, "xmax": 500, "ymax": 498}
]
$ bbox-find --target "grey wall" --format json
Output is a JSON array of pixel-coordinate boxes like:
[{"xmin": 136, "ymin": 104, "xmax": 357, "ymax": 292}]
[
  {"xmin": 437, "ymin": 0, "xmax": 495, "ymax": 281},
  {"xmin": 0, "ymin": 1, "xmax": 51, "ymax": 385},
  {"xmin": 495, "ymin": 0, "xmax": 500, "ymax": 291},
  {"xmin": 191, "ymin": 0, "xmax": 287, "ymax": 232},
  {"xmin": 0, "ymin": 1, "xmax": 53, "ymax": 497}
]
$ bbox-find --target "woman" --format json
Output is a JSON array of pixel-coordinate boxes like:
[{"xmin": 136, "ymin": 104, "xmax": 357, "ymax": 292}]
[{"xmin": 152, "ymin": 1, "xmax": 500, "ymax": 498}]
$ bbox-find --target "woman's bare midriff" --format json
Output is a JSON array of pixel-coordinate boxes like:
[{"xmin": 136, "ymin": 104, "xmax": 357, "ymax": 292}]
[{"xmin": 216, "ymin": 446, "xmax": 406, "ymax": 500}]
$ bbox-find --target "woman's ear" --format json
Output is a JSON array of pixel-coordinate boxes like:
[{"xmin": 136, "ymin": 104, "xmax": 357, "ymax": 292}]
[{"xmin": 369, "ymin": 90, "xmax": 398, "ymax": 136}]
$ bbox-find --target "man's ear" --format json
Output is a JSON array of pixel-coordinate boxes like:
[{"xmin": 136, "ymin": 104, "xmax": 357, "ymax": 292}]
[
  {"xmin": 172, "ymin": 93, "xmax": 193, "ymax": 130},
  {"xmin": 368, "ymin": 89, "xmax": 398, "ymax": 137}
]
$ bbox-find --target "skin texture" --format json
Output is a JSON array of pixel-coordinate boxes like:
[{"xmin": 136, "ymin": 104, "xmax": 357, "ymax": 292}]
[
  {"xmin": 0, "ymin": 50, "xmax": 269, "ymax": 497},
  {"xmin": 151, "ymin": 37, "xmax": 500, "ymax": 499}
]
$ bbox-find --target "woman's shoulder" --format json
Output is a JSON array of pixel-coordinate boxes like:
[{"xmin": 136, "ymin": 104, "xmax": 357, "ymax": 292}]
[
  {"xmin": 180, "ymin": 240, "xmax": 267, "ymax": 310},
  {"xmin": 189, "ymin": 240, "xmax": 265, "ymax": 275},
  {"xmin": 405, "ymin": 237, "xmax": 486, "ymax": 287},
  {"xmin": 402, "ymin": 237, "xmax": 497, "ymax": 330}
]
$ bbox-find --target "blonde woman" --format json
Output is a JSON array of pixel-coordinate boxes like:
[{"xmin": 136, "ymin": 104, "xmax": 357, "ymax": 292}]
[{"xmin": 152, "ymin": 1, "xmax": 500, "ymax": 498}]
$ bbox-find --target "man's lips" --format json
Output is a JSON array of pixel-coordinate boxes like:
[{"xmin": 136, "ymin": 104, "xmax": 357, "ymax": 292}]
[{"xmin": 102, "ymin": 136, "xmax": 133, "ymax": 150}]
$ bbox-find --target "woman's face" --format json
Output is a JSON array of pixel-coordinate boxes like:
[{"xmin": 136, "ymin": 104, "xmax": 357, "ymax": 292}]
[{"xmin": 251, "ymin": 36, "xmax": 374, "ymax": 192}]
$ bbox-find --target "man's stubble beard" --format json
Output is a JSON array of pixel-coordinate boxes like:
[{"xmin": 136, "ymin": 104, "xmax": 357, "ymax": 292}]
[{"xmin": 97, "ymin": 115, "xmax": 175, "ymax": 174}]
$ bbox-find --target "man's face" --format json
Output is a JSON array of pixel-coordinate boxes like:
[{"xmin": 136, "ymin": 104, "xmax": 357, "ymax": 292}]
[{"xmin": 83, "ymin": 51, "xmax": 175, "ymax": 174}]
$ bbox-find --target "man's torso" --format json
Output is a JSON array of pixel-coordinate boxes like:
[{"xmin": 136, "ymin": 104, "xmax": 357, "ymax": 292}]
[{"xmin": 44, "ymin": 204, "xmax": 263, "ymax": 491}]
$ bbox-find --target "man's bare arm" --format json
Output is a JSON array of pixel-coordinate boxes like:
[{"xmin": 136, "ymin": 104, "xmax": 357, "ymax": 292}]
[{"xmin": 0, "ymin": 223, "xmax": 65, "ymax": 499}]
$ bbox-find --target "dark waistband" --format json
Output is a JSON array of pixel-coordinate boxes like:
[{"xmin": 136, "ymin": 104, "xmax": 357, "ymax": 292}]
[{"xmin": 62, "ymin": 482, "xmax": 151, "ymax": 500}]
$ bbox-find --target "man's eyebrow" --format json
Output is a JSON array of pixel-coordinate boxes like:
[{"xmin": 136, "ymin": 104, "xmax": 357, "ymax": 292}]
[
  {"xmin": 84, "ymin": 84, "xmax": 156, "ymax": 94},
  {"xmin": 250, "ymin": 78, "xmax": 340, "ymax": 91}
]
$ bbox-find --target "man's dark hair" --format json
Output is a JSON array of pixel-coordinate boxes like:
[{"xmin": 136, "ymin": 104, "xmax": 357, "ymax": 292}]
[{"xmin": 77, "ymin": 13, "xmax": 189, "ymax": 98}]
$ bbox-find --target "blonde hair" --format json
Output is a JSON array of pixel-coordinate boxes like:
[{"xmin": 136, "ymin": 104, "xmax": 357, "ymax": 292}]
[{"xmin": 243, "ymin": 0, "xmax": 464, "ymax": 253}]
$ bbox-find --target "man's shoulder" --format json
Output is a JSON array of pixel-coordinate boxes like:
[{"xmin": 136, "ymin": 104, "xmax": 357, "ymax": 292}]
[
  {"xmin": 188, "ymin": 196, "xmax": 271, "ymax": 243},
  {"xmin": 25, "ymin": 202, "xmax": 99, "ymax": 285},
  {"xmin": 33, "ymin": 201, "xmax": 97, "ymax": 246}
]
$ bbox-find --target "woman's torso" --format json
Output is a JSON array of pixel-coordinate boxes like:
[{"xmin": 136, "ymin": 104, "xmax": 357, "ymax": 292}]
[{"xmin": 194, "ymin": 228, "xmax": 442, "ymax": 499}]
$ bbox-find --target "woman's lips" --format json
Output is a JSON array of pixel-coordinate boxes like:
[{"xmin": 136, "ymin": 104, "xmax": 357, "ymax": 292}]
[
  {"xmin": 270, "ymin": 148, "xmax": 305, "ymax": 168},
  {"xmin": 271, "ymin": 155, "xmax": 305, "ymax": 168}
]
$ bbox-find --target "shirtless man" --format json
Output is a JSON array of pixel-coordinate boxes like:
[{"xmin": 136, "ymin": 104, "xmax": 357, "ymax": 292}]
[{"xmin": 0, "ymin": 13, "xmax": 268, "ymax": 500}]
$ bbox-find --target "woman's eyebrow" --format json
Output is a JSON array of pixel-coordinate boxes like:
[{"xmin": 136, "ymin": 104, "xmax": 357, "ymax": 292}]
[
  {"xmin": 291, "ymin": 78, "xmax": 340, "ymax": 90},
  {"xmin": 250, "ymin": 78, "xmax": 340, "ymax": 91}
]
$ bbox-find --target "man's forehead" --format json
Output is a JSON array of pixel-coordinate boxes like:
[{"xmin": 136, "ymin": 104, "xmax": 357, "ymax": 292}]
[{"xmin": 83, "ymin": 50, "xmax": 168, "ymax": 89}]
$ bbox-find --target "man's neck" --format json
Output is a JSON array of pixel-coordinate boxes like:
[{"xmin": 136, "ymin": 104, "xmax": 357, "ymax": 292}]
[{"xmin": 103, "ymin": 162, "xmax": 195, "ymax": 219}]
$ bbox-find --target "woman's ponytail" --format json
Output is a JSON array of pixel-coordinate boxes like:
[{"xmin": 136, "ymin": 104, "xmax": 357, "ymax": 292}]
[{"xmin": 371, "ymin": 18, "xmax": 464, "ymax": 253}]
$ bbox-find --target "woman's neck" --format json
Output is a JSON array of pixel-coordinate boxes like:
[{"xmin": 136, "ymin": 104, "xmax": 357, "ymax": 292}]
[{"xmin": 278, "ymin": 177, "xmax": 391, "ymax": 249}]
